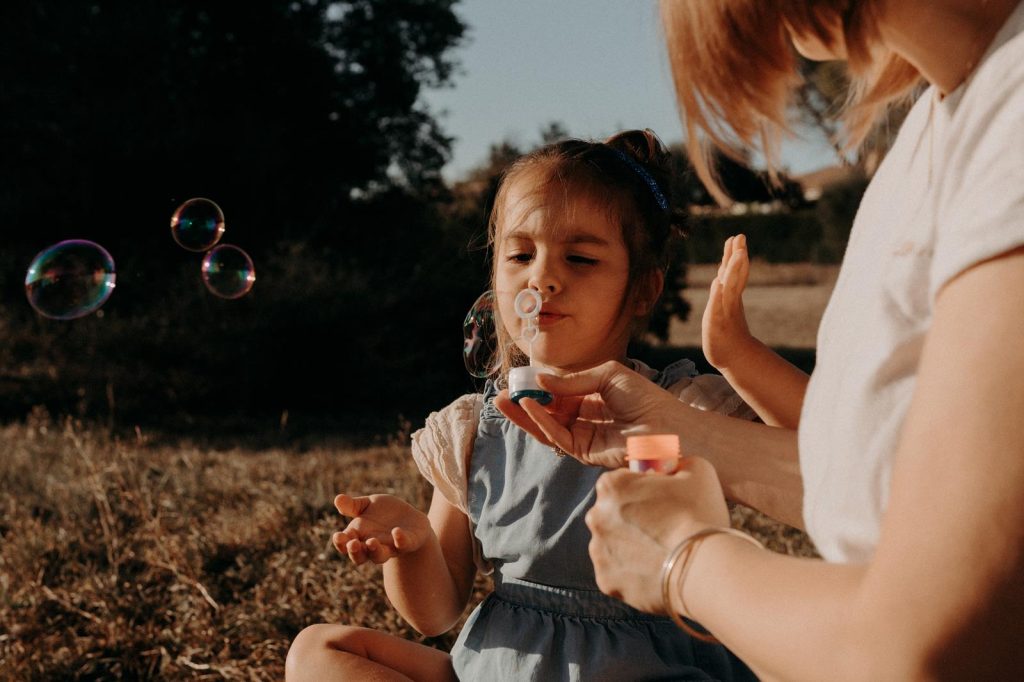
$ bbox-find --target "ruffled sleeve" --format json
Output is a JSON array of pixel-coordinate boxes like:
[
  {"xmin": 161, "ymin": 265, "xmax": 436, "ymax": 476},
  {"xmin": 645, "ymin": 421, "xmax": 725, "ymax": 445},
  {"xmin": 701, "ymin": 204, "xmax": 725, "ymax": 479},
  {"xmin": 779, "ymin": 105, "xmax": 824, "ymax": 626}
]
[
  {"xmin": 667, "ymin": 374, "xmax": 758, "ymax": 421},
  {"xmin": 409, "ymin": 393, "xmax": 483, "ymax": 514}
]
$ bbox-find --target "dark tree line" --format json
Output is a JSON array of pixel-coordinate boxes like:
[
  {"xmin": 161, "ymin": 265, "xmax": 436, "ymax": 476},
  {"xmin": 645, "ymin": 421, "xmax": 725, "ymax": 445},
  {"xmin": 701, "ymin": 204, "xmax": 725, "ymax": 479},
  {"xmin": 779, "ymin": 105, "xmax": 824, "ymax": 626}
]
[
  {"xmin": 0, "ymin": 0, "xmax": 481, "ymax": 432},
  {"xmin": 0, "ymin": 1, "xmax": 859, "ymax": 434}
]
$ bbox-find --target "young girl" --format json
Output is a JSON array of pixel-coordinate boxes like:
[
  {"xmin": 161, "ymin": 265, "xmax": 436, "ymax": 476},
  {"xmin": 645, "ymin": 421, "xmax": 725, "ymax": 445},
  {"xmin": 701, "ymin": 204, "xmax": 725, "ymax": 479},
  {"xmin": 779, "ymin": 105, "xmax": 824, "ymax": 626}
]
[{"xmin": 284, "ymin": 129, "xmax": 758, "ymax": 681}]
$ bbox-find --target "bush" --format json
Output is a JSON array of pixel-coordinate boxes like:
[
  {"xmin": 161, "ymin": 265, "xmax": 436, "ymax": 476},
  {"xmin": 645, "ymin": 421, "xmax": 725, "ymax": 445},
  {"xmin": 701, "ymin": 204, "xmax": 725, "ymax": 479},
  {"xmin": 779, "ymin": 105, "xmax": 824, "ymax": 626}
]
[{"xmin": 684, "ymin": 208, "xmax": 824, "ymax": 263}]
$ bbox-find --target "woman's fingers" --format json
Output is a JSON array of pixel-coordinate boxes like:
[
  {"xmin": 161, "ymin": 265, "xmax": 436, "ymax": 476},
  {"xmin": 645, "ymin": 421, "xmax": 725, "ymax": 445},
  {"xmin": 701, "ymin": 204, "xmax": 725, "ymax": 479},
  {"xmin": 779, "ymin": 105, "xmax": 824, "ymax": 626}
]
[
  {"xmin": 495, "ymin": 390, "xmax": 552, "ymax": 444},
  {"xmin": 519, "ymin": 397, "xmax": 571, "ymax": 450},
  {"xmin": 534, "ymin": 360, "xmax": 620, "ymax": 398}
]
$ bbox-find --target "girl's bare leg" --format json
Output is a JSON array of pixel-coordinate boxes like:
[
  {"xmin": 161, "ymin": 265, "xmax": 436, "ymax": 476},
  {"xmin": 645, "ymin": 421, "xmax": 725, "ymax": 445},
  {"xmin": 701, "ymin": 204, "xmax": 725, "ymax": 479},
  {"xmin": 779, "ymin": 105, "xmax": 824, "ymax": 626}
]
[{"xmin": 285, "ymin": 624, "xmax": 456, "ymax": 682}]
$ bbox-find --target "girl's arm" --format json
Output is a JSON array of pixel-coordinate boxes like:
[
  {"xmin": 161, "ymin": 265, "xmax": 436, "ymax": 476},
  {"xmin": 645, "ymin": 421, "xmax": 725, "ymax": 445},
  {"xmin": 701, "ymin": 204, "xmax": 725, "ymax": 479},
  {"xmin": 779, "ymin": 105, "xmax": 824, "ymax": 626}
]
[
  {"xmin": 703, "ymin": 235, "xmax": 808, "ymax": 429},
  {"xmin": 381, "ymin": 489, "xmax": 476, "ymax": 636},
  {"xmin": 592, "ymin": 247, "xmax": 1024, "ymax": 680},
  {"xmin": 333, "ymin": 488, "xmax": 476, "ymax": 636}
]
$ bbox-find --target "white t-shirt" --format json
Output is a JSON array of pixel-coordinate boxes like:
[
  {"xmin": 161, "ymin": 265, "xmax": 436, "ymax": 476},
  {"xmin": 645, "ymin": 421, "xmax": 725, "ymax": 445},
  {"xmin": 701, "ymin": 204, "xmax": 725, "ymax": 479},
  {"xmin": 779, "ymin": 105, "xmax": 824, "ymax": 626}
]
[{"xmin": 799, "ymin": 1, "xmax": 1024, "ymax": 563}]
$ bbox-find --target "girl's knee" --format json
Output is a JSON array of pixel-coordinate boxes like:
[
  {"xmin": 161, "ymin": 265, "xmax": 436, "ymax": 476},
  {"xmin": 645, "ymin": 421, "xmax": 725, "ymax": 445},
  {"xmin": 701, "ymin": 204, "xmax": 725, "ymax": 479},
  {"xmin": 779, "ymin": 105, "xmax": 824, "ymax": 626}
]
[{"xmin": 285, "ymin": 623, "xmax": 368, "ymax": 678}]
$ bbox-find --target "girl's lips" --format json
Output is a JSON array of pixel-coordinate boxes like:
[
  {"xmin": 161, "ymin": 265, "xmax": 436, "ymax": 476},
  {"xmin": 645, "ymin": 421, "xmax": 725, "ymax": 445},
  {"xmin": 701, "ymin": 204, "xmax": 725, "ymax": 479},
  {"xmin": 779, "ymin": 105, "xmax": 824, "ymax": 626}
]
[{"xmin": 538, "ymin": 312, "xmax": 567, "ymax": 326}]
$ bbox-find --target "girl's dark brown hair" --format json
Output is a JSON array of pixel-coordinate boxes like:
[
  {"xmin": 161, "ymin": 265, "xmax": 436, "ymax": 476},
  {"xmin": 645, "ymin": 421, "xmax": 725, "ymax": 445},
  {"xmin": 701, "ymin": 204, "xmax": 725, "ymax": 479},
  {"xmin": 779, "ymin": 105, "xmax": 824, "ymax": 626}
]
[
  {"xmin": 659, "ymin": 0, "xmax": 922, "ymax": 203},
  {"xmin": 487, "ymin": 129, "xmax": 685, "ymax": 377}
]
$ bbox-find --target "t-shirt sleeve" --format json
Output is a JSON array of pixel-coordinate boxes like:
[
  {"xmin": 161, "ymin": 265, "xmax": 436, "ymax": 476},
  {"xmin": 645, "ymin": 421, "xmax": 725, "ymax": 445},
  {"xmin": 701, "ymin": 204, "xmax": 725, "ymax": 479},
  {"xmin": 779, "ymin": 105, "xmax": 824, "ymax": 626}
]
[
  {"xmin": 409, "ymin": 393, "xmax": 483, "ymax": 514},
  {"xmin": 932, "ymin": 80, "xmax": 1024, "ymax": 300},
  {"xmin": 666, "ymin": 373, "xmax": 758, "ymax": 420}
]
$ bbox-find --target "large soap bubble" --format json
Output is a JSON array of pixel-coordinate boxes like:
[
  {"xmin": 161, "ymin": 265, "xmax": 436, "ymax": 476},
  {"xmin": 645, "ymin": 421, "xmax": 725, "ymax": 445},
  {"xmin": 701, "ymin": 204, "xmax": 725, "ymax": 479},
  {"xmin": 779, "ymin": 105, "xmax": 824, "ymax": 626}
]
[
  {"xmin": 463, "ymin": 290, "xmax": 499, "ymax": 378},
  {"xmin": 25, "ymin": 239, "xmax": 117, "ymax": 320}
]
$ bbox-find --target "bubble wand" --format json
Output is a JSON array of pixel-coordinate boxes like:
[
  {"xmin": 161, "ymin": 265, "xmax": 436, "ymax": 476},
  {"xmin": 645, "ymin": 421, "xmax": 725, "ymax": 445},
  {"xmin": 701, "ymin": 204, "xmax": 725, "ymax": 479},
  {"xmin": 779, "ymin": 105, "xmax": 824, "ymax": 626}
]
[{"xmin": 508, "ymin": 288, "xmax": 553, "ymax": 405}]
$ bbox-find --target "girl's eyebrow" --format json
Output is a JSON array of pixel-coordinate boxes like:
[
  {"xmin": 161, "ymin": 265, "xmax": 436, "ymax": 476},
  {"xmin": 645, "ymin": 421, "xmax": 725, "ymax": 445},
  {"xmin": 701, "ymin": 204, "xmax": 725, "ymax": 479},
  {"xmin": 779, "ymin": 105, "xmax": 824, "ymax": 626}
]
[{"xmin": 503, "ymin": 229, "xmax": 610, "ymax": 246}]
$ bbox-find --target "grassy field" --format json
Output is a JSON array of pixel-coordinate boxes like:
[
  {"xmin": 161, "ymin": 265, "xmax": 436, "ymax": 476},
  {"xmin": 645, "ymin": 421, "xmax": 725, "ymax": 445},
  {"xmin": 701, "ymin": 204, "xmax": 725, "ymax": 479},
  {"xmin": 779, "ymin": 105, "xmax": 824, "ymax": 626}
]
[{"xmin": 1, "ymin": 265, "xmax": 834, "ymax": 680}]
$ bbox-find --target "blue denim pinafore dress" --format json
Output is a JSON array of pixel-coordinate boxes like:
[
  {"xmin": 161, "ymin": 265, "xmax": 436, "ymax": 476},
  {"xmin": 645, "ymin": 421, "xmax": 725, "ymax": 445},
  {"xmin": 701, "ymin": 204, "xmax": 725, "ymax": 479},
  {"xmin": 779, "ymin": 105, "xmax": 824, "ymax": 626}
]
[{"xmin": 451, "ymin": 360, "xmax": 757, "ymax": 681}]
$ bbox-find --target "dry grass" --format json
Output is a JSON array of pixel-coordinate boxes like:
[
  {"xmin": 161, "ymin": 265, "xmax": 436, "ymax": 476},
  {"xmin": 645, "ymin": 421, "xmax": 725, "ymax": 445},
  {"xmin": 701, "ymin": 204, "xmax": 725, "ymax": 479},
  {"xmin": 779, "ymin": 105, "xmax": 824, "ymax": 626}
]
[
  {"xmin": 0, "ymin": 411, "xmax": 490, "ymax": 680},
  {"xmin": 1, "ymin": 411, "xmax": 815, "ymax": 680}
]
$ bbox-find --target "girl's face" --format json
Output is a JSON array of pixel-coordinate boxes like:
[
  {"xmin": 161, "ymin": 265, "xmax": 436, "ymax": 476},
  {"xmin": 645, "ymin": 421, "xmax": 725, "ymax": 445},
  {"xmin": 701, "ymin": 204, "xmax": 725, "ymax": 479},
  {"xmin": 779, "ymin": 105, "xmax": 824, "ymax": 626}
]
[{"xmin": 494, "ymin": 180, "xmax": 639, "ymax": 373}]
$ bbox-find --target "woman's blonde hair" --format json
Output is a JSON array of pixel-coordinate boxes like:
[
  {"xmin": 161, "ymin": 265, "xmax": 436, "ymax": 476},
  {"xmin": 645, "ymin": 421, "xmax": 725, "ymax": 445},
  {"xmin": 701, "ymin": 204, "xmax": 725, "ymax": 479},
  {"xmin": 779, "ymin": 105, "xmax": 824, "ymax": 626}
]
[
  {"xmin": 486, "ymin": 129, "xmax": 685, "ymax": 380},
  {"xmin": 659, "ymin": 0, "xmax": 922, "ymax": 203}
]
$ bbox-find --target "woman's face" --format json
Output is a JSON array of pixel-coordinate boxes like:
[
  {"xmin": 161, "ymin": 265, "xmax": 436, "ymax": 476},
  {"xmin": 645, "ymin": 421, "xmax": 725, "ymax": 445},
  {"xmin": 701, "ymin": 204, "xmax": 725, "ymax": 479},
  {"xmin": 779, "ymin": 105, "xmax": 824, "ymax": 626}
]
[{"xmin": 493, "ymin": 179, "xmax": 637, "ymax": 373}]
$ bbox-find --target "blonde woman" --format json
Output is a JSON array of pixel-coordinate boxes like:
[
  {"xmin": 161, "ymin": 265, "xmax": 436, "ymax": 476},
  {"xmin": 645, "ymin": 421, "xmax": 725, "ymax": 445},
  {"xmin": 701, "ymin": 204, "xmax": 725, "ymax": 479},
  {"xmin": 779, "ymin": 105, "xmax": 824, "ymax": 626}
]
[{"xmin": 501, "ymin": 1, "xmax": 1024, "ymax": 679}]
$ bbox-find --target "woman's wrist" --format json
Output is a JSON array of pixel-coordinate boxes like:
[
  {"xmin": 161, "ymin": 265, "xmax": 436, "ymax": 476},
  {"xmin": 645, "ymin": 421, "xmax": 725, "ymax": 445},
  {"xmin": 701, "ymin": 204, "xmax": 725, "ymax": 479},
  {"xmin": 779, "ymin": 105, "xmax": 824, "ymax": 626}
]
[{"xmin": 665, "ymin": 527, "xmax": 765, "ymax": 640}]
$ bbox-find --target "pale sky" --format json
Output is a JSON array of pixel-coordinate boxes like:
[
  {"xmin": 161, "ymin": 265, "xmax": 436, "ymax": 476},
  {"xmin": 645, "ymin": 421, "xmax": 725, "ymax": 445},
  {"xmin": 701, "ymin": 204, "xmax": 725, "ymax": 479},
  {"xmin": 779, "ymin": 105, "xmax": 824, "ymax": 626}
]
[{"xmin": 424, "ymin": 0, "xmax": 840, "ymax": 181}]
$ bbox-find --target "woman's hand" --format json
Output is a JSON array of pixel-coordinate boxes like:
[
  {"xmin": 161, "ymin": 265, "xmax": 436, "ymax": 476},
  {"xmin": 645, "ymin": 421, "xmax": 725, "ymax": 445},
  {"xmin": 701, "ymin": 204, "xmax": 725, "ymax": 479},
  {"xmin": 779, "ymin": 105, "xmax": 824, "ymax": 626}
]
[
  {"xmin": 332, "ymin": 493, "xmax": 433, "ymax": 566},
  {"xmin": 585, "ymin": 457, "xmax": 731, "ymax": 614},
  {"xmin": 702, "ymin": 234, "xmax": 756, "ymax": 371},
  {"xmin": 494, "ymin": 360, "xmax": 689, "ymax": 469}
]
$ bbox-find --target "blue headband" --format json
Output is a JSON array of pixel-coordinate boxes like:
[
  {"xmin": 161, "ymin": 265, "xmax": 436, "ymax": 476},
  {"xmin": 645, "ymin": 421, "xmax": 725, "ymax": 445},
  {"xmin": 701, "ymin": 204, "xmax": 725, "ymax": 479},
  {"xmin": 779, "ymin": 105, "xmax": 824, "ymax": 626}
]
[{"xmin": 606, "ymin": 147, "xmax": 670, "ymax": 212}]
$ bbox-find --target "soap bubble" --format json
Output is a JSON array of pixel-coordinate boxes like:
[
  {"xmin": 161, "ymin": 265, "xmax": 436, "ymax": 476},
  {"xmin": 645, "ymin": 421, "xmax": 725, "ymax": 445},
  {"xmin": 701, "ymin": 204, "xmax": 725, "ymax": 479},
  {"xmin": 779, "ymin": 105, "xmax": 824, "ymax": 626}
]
[
  {"xmin": 25, "ymin": 239, "xmax": 117, "ymax": 320},
  {"xmin": 170, "ymin": 197, "xmax": 225, "ymax": 252},
  {"xmin": 463, "ymin": 290, "xmax": 499, "ymax": 378},
  {"xmin": 201, "ymin": 244, "xmax": 255, "ymax": 299}
]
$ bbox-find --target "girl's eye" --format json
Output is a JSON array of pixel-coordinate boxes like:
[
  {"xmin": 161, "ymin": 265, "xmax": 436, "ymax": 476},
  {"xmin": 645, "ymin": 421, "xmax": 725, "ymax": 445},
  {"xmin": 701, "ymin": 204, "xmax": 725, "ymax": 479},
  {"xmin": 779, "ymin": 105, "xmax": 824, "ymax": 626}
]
[
  {"xmin": 567, "ymin": 254, "xmax": 598, "ymax": 265},
  {"xmin": 507, "ymin": 252, "xmax": 533, "ymax": 263}
]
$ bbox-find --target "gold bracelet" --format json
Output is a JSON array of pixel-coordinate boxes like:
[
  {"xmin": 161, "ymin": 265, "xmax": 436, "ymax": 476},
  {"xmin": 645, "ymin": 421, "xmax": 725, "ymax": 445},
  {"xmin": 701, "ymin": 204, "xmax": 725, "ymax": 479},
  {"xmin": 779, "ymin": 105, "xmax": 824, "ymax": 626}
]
[{"xmin": 659, "ymin": 527, "xmax": 765, "ymax": 644}]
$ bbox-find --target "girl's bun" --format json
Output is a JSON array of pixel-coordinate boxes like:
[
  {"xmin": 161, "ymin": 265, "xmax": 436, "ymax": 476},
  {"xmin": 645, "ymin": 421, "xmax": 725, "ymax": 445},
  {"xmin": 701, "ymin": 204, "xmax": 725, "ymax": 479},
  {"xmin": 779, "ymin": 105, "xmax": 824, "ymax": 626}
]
[{"xmin": 604, "ymin": 128, "xmax": 688, "ymax": 237}]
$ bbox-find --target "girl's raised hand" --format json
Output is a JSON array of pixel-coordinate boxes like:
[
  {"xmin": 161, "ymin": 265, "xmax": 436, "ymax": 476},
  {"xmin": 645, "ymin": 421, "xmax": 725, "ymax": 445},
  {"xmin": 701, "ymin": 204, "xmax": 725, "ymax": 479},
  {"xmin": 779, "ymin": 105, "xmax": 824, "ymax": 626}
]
[
  {"xmin": 702, "ymin": 234, "xmax": 755, "ymax": 371},
  {"xmin": 332, "ymin": 493, "xmax": 432, "ymax": 566}
]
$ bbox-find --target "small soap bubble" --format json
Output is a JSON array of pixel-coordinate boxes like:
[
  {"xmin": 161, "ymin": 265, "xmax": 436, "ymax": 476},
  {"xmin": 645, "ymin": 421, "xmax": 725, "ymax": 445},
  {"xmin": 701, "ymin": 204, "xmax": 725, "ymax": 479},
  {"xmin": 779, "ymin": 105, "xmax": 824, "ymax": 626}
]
[
  {"xmin": 201, "ymin": 244, "xmax": 255, "ymax": 299},
  {"xmin": 463, "ymin": 290, "xmax": 499, "ymax": 378},
  {"xmin": 25, "ymin": 239, "xmax": 117, "ymax": 320},
  {"xmin": 170, "ymin": 197, "xmax": 225, "ymax": 252}
]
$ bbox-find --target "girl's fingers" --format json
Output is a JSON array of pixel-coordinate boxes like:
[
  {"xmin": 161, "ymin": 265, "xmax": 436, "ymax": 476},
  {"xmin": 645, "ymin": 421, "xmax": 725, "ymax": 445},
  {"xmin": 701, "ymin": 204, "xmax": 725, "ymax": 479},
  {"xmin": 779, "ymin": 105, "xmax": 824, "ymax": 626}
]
[
  {"xmin": 717, "ymin": 236, "xmax": 733, "ymax": 282},
  {"xmin": 706, "ymin": 275, "xmax": 724, "ymax": 317},
  {"xmin": 391, "ymin": 527, "xmax": 419, "ymax": 554},
  {"xmin": 736, "ymin": 245, "xmax": 750, "ymax": 288},
  {"xmin": 345, "ymin": 537, "xmax": 367, "ymax": 565},
  {"xmin": 334, "ymin": 493, "xmax": 370, "ymax": 517},
  {"xmin": 364, "ymin": 537, "xmax": 395, "ymax": 564}
]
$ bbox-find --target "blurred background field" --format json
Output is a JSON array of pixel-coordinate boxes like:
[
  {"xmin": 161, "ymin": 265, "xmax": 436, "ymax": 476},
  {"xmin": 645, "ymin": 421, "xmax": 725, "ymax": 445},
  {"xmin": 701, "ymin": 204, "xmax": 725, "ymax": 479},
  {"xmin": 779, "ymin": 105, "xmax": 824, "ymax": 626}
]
[{"xmin": 671, "ymin": 263, "xmax": 839, "ymax": 350}]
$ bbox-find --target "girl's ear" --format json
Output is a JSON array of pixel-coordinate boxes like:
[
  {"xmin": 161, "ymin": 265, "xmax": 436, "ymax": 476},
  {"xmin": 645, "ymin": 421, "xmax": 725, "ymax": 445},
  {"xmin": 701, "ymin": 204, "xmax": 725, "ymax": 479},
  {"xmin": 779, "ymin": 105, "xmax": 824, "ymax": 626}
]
[{"xmin": 634, "ymin": 269, "xmax": 665, "ymax": 316}]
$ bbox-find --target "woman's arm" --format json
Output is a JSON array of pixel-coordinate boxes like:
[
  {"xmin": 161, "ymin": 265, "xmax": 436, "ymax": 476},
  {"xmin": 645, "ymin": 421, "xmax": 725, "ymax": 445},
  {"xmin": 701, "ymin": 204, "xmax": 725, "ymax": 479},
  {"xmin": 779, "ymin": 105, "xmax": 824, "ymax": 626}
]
[
  {"xmin": 501, "ymin": 364, "xmax": 805, "ymax": 527},
  {"xmin": 381, "ymin": 489, "xmax": 476, "ymax": 636},
  {"xmin": 592, "ymin": 248, "xmax": 1024, "ymax": 680}
]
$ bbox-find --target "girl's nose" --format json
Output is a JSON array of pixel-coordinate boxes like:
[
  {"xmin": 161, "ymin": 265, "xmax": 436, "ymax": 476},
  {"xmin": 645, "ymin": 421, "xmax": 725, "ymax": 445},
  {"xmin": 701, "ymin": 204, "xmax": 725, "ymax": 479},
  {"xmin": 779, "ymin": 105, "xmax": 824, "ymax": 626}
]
[{"xmin": 528, "ymin": 265, "xmax": 561, "ymax": 294}]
